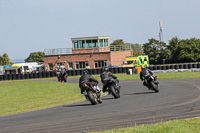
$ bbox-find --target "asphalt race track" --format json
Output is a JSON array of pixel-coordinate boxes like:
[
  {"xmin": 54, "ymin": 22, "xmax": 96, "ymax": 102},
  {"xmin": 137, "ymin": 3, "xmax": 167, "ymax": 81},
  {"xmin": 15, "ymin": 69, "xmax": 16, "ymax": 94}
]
[{"xmin": 0, "ymin": 78, "xmax": 200, "ymax": 133}]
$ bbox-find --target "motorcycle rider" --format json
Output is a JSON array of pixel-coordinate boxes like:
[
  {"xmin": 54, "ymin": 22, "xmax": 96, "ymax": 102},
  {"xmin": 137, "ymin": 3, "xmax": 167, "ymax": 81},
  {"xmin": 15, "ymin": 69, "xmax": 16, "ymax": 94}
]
[
  {"xmin": 55, "ymin": 65, "xmax": 61, "ymax": 82},
  {"xmin": 59, "ymin": 61, "xmax": 68, "ymax": 82},
  {"xmin": 100, "ymin": 66, "xmax": 120, "ymax": 93},
  {"xmin": 140, "ymin": 65, "xmax": 158, "ymax": 88},
  {"xmin": 79, "ymin": 69, "xmax": 101, "ymax": 100}
]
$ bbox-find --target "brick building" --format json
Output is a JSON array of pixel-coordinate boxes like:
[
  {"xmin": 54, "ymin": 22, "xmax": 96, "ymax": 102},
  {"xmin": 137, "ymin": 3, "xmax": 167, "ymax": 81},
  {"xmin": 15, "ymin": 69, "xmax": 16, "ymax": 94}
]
[{"xmin": 44, "ymin": 36, "xmax": 132, "ymax": 71}]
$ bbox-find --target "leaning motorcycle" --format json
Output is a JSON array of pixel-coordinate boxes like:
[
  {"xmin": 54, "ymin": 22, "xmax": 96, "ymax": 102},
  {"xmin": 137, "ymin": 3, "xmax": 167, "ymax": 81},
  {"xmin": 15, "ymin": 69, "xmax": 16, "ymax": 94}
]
[
  {"xmin": 81, "ymin": 81, "xmax": 102, "ymax": 105},
  {"xmin": 144, "ymin": 74, "xmax": 159, "ymax": 93},
  {"xmin": 106, "ymin": 78, "xmax": 120, "ymax": 98}
]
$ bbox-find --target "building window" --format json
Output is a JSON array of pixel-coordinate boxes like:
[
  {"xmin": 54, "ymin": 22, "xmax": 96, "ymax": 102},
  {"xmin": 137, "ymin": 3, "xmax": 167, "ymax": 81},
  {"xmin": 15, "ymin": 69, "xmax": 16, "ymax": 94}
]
[
  {"xmin": 99, "ymin": 39, "xmax": 103, "ymax": 47},
  {"xmin": 48, "ymin": 63, "xmax": 53, "ymax": 70},
  {"xmin": 92, "ymin": 40, "xmax": 98, "ymax": 47},
  {"xmin": 68, "ymin": 62, "xmax": 73, "ymax": 69},
  {"xmin": 86, "ymin": 40, "xmax": 92, "ymax": 48},
  {"xmin": 104, "ymin": 39, "xmax": 108, "ymax": 47},
  {"xmin": 76, "ymin": 61, "xmax": 88, "ymax": 69},
  {"xmin": 95, "ymin": 60, "xmax": 107, "ymax": 68},
  {"xmin": 73, "ymin": 41, "xmax": 78, "ymax": 48},
  {"xmin": 78, "ymin": 40, "xmax": 85, "ymax": 48}
]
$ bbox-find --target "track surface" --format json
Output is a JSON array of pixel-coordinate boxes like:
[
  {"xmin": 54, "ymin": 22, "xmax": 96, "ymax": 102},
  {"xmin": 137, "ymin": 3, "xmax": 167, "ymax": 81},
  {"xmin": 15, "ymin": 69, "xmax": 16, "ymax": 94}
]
[{"xmin": 1, "ymin": 78, "xmax": 200, "ymax": 133}]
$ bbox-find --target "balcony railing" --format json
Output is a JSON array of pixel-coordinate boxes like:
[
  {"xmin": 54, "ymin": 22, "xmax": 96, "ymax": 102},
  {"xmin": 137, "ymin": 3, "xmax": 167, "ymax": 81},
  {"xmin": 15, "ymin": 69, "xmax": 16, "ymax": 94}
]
[{"xmin": 44, "ymin": 45, "xmax": 132, "ymax": 55}]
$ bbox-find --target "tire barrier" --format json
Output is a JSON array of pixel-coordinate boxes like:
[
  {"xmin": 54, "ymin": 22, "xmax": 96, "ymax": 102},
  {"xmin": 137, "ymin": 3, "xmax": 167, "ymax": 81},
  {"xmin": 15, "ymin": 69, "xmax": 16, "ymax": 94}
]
[
  {"xmin": 188, "ymin": 64, "xmax": 192, "ymax": 69},
  {"xmin": 158, "ymin": 66, "xmax": 162, "ymax": 70},
  {"xmin": 25, "ymin": 74, "xmax": 29, "ymax": 79},
  {"xmin": 198, "ymin": 63, "xmax": 200, "ymax": 68},
  {"xmin": 170, "ymin": 65, "xmax": 175, "ymax": 69},
  {"xmin": 8, "ymin": 74, "xmax": 12, "ymax": 80},
  {"xmin": 113, "ymin": 68, "xmax": 118, "ymax": 74},
  {"xmin": 118, "ymin": 67, "xmax": 123, "ymax": 73},
  {"xmin": 166, "ymin": 65, "xmax": 170, "ymax": 70},
  {"xmin": 162, "ymin": 66, "xmax": 166, "ymax": 70},
  {"xmin": 193, "ymin": 63, "xmax": 197, "ymax": 68},
  {"xmin": 0, "ymin": 75, "xmax": 3, "ymax": 81},
  {"xmin": 110, "ymin": 68, "xmax": 114, "ymax": 73},
  {"xmin": 33, "ymin": 73, "xmax": 37, "ymax": 78},
  {"xmin": 183, "ymin": 64, "xmax": 188, "ymax": 69},
  {"xmin": 12, "ymin": 74, "xmax": 16, "ymax": 80},
  {"xmin": 153, "ymin": 66, "xmax": 157, "ymax": 70},
  {"xmin": 1, "ymin": 62, "xmax": 200, "ymax": 81},
  {"xmin": 175, "ymin": 65, "xmax": 179, "ymax": 69},
  {"xmin": 179, "ymin": 64, "xmax": 183, "ymax": 69},
  {"xmin": 29, "ymin": 73, "xmax": 33, "ymax": 79},
  {"xmin": 46, "ymin": 72, "xmax": 50, "ymax": 78}
]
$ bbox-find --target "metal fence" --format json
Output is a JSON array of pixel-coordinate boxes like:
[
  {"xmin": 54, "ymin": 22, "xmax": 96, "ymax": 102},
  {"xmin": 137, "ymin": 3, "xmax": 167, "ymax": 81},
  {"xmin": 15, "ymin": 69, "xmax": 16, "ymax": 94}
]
[{"xmin": 44, "ymin": 45, "xmax": 132, "ymax": 55}]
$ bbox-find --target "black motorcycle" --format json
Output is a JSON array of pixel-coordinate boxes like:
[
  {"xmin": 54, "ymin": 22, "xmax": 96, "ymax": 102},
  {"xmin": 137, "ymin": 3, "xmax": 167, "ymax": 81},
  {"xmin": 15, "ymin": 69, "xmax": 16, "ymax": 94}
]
[
  {"xmin": 81, "ymin": 81, "xmax": 102, "ymax": 105},
  {"xmin": 57, "ymin": 71, "xmax": 68, "ymax": 83},
  {"xmin": 105, "ymin": 78, "xmax": 120, "ymax": 98},
  {"xmin": 144, "ymin": 74, "xmax": 159, "ymax": 93}
]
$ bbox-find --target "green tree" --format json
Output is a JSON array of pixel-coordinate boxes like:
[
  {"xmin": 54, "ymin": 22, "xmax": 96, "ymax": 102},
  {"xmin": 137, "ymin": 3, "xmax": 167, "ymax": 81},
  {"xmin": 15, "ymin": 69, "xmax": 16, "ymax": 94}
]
[
  {"xmin": 110, "ymin": 39, "xmax": 126, "ymax": 45},
  {"xmin": 177, "ymin": 38, "xmax": 200, "ymax": 63},
  {"xmin": 128, "ymin": 43, "xmax": 144, "ymax": 56},
  {"xmin": 0, "ymin": 53, "xmax": 11, "ymax": 65},
  {"xmin": 25, "ymin": 52, "xmax": 44, "ymax": 63},
  {"xmin": 143, "ymin": 38, "xmax": 169, "ymax": 64}
]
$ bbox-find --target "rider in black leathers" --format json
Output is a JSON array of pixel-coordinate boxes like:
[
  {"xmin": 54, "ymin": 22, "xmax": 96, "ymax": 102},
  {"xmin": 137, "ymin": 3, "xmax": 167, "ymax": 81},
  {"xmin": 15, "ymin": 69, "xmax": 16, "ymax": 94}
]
[
  {"xmin": 79, "ymin": 69, "xmax": 99, "ymax": 94},
  {"xmin": 140, "ymin": 66, "xmax": 157, "ymax": 88},
  {"xmin": 100, "ymin": 67, "xmax": 119, "ymax": 93}
]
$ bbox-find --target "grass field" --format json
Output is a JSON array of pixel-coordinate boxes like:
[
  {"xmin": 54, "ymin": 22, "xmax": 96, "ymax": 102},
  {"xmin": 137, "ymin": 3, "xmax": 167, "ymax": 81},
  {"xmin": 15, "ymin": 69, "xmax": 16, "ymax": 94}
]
[
  {"xmin": 92, "ymin": 118, "xmax": 200, "ymax": 133},
  {"xmin": 0, "ymin": 71, "xmax": 200, "ymax": 132}
]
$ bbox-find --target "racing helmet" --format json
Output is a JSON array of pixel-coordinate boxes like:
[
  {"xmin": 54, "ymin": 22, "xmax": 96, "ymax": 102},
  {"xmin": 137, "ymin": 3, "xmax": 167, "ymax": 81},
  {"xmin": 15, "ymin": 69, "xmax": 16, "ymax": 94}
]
[{"xmin": 104, "ymin": 66, "xmax": 109, "ymax": 72}]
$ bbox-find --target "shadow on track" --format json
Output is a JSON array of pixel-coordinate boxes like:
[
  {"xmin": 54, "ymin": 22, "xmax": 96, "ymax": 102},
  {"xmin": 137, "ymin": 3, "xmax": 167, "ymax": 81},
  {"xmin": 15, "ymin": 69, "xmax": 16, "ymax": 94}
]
[
  {"xmin": 101, "ymin": 97, "xmax": 115, "ymax": 100},
  {"xmin": 125, "ymin": 91, "xmax": 155, "ymax": 95},
  {"xmin": 63, "ymin": 103, "xmax": 92, "ymax": 107}
]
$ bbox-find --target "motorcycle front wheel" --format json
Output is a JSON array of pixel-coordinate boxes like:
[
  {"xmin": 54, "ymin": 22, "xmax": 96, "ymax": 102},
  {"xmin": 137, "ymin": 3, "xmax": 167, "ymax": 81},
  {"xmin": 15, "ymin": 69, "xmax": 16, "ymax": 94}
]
[
  {"xmin": 110, "ymin": 85, "xmax": 120, "ymax": 99},
  {"xmin": 150, "ymin": 81, "xmax": 159, "ymax": 93},
  {"xmin": 87, "ymin": 90, "xmax": 98, "ymax": 105}
]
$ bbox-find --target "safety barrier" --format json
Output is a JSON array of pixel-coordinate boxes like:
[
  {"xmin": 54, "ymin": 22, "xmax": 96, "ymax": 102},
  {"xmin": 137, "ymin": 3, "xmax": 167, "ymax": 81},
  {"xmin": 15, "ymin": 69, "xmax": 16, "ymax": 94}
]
[{"xmin": 0, "ymin": 62, "xmax": 200, "ymax": 81}]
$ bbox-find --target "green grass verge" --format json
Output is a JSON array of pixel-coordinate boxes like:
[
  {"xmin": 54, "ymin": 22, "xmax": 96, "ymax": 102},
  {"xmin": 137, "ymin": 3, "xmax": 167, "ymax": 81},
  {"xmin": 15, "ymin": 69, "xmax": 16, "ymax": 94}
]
[
  {"xmin": 92, "ymin": 118, "xmax": 200, "ymax": 133},
  {"xmin": 0, "ymin": 81, "xmax": 84, "ymax": 116}
]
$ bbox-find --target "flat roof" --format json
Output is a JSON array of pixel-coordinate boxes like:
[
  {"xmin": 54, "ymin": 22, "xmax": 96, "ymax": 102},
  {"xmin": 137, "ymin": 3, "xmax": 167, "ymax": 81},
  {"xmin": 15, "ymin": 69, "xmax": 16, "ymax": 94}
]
[{"xmin": 71, "ymin": 36, "xmax": 109, "ymax": 41}]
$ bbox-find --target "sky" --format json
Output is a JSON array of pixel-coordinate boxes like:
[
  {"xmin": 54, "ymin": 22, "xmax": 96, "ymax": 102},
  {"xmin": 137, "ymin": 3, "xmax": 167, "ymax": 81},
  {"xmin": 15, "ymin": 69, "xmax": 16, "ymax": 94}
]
[{"xmin": 0, "ymin": 0, "xmax": 200, "ymax": 60}]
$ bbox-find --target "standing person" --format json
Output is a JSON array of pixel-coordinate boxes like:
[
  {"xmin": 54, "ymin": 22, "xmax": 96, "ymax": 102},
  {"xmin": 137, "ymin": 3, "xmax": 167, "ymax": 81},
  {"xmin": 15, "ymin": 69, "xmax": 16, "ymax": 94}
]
[{"xmin": 100, "ymin": 67, "xmax": 119, "ymax": 93}]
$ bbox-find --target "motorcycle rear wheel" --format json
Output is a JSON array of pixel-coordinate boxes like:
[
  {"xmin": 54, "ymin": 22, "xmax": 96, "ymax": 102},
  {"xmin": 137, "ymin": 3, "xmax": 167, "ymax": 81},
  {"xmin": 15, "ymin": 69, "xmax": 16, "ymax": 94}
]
[
  {"xmin": 110, "ymin": 85, "xmax": 120, "ymax": 98},
  {"xmin": 150, "ymin": 81, "xmax": 159, "ymax": 93},
  {"xmin": 87, "ymin": 91, "xmax": 98, "ymax": 105}
]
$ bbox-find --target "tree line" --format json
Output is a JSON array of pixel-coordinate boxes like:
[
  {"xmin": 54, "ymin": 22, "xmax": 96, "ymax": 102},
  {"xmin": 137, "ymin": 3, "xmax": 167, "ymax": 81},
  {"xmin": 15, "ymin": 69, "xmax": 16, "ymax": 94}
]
[
  {"xmin": 111, "ymin": 37, "xmax": 200, "ymax": 65},
  {"xmin": 1, "ymin": 37, "xmax": 200, "ymax": 65}
]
